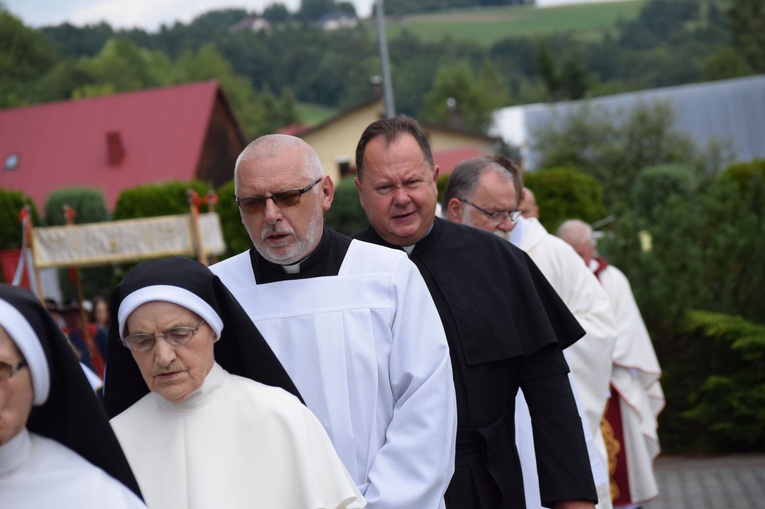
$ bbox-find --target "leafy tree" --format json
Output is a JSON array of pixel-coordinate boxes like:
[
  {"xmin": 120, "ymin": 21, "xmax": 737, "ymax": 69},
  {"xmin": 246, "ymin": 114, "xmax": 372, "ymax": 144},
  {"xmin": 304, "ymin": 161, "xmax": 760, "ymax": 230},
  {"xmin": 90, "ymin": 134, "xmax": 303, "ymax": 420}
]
[
  {"xmin": 43, "ymin": 188, "xmax": 111, "ymax": 303},
  {"xmin": 174, "ymin": 42, "xmax": 296, "ymax": 136},
  {"xmin": 388, "ymin": 30, "xmax": 440, "ymax": 116},
  {"xmin": 39, "ymin": 22, "xmax": 115, "ymax": 58},
  {"xmin": 74, "ymin": 38, "xmax": 172, "ymax": 95},
  {"xmin": 336, "ymin": 2, "xmax": 357, "ymax": 16},
  {"xmin": 43, "ymin": 188, "xmax": 108, "ymax": 226},
  {"xmin": 0, "ymin": 187, "xmax": 40, "ymax": 250},
  {"xmin": 532, "ymin": 101, "xmax": 729, "ymax": 210},
  {"xmin": 596, "ymin": 162, "xmax": 765, "ymax": 453},
  {"xmin": 297, "ymin": 0, "xmax": 337, "ymax": 22},
  {"xmin": 112, "ymin": 180, "xmax": 211, "ymax": 220},
  {"xmin": 0, "ymin": 10, "xmax": 56, "ymax": 107},
  {"xmin": 702, "ymin": 47, "xmax": 753, "ymax": 81},
  {"xmin": 32, "ymin": 37, "xmax": 172, "ymax": 102},
  {"xmin": 618, "ymin": 0, "xmax": 701, "ymax": 50},
  {"xmin": 420, "ymin": 59, "xmax": 507, "ymax": 132},
  {"xmin": 214, "ymin": 179, "xmax": 252, "ymax": 259},
  {"xmin": 630, "ymin": 164, "xmax": 695, "ymax": 223},
  {"xmin": 263, "ymin": 3, "xmax": 291, "ymax": 23},
  {"xmin": 695, "ymin": 165, "xmax": 765, "ymax": 322},
  {"xmin": 535, "ymin": 39, "xmax": 562, "ymax": 100},
  {"xmin": 324, "ymin": 177, "xmax": 367, "ymax": 235},
  {"xmin": 680, "ymin": 311, "xmax": 765, "ymax": 453},
  {"xmin": 522, "ymin": 167, "xmax": 609, "ymax": 233},
  {"xmin": 728, "ymin": 0, "xmax": 765, "ymax": 72},
  {"xmin": 533, "ymin": 37, "xmax": 592, "ymax": 101}
]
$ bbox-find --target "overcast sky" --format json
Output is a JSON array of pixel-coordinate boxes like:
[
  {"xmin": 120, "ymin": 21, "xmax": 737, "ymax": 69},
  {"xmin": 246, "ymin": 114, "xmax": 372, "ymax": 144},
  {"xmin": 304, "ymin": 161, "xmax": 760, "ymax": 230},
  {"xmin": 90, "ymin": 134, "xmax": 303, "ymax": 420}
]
[{"xmin": 3, "ymin": 0, "xmax": 377, "ymax": 31}]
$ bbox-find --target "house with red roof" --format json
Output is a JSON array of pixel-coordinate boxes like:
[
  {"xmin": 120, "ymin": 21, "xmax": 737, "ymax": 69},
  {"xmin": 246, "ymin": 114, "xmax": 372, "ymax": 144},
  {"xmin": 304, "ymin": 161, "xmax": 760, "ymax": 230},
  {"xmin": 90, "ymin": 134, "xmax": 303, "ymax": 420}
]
[{"xmin": 0, "ymin": 81, "xmax": 248, "ymax": 211}]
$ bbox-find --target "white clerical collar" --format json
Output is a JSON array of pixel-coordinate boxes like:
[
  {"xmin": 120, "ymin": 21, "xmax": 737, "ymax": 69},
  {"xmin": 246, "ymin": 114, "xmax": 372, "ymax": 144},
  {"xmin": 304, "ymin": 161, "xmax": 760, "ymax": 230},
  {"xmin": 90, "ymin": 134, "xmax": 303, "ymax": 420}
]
[
  {"xmin": 401, "ymin": 245, "xmax": 415, "ymax": 255},
  {"xmin": 282, "ymin": 262, "xmax": 302, "ymax": 274}
]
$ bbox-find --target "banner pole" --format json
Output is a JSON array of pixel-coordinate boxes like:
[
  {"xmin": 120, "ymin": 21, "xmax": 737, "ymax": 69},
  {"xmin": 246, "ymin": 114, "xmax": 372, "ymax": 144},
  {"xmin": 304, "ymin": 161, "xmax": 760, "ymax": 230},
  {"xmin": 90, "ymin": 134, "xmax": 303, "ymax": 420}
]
[
  {"xmin": 205, "ymin": 188, "xmax": 219, "ymax": 265},
  {"xmin": 21, "ymin": 205, "xmax": 44, "ymax": 301},
  {"xmin": 188, "ymin": 190, "xmax": 206, "ymax": 265},
  {"xmin": 63, "ymin": 205, "xmax": 92, "ymax": 348}
]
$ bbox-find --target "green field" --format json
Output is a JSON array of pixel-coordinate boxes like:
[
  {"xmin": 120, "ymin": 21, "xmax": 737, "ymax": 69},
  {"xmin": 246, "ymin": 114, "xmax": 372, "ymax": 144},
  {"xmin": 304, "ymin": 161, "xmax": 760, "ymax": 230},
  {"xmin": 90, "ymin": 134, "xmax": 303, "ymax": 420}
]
[
  {"xmin": 380, "ymin": 0, "xmax": 648, "ymax": 45},
  {"xmin": 296, "ymin": 102, "xmax": 338, "ymax": 126}
]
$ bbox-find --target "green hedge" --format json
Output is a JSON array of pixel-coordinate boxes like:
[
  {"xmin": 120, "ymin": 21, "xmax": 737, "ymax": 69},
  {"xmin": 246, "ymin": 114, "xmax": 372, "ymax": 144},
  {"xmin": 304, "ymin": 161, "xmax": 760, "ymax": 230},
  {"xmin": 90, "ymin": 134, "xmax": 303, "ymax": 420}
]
[
  {"xmin": 44, "ymin": 188, "xmax": 108, "ymax": 226},
  {"xmin": 325, "ymin": 176, "xmax": 368, "ymax": 236},
  {"xmin": 112, "ymin": 180, "xmax": 211, "ymax": 220},
  {"xmin": 43, "ymin": 188, "xmax": 110, "ymax": 303},
  {"xmin": 0, "ymin": 187, "xmax": 40, "ymax": 249},
  {"xmin": 724, "ymin": 158, "xmax": 765, "ymax": 188},
  {"xmin": 522, "ymin": 166, "xmax": 609, "ymax": 232},
  {"xmin": 673, "ymin": 311, "xmax": 765, "ymax": 453},
  {"xmin": 215, "ymin": 179, "xmax": 252, "ymax": 259},
  {"xmin": 598, "ymin": 160, "xmax": 765, "ymax": 454}
]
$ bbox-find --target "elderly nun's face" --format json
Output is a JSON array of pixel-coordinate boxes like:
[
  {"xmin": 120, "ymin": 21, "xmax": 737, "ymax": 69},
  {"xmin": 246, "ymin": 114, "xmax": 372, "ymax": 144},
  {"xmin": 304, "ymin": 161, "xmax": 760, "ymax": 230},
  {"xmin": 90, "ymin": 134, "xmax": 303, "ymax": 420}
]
[
  {"xmin": 0, "ymin": 326, "xmax": 33, "ymax": 445},
  {"xmin": 126, "ymin": 301, "xmax": 216, "ymax": 402}
]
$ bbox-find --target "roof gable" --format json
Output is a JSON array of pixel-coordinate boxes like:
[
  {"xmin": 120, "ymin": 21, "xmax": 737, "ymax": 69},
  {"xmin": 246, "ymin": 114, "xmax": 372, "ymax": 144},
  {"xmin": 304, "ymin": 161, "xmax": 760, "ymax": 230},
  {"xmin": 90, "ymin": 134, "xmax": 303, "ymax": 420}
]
[{"xmin": 0, "ymin": 81, "xmax": 224, "ymax": 211}]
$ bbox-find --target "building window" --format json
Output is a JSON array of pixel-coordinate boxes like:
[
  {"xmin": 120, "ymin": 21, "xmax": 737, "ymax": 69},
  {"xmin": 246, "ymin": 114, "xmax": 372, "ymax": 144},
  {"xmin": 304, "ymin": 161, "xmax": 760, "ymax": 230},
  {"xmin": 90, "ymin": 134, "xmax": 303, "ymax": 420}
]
[{"xmin": 4, "ymin": 153, "xmax": 20, "ymax": 171}]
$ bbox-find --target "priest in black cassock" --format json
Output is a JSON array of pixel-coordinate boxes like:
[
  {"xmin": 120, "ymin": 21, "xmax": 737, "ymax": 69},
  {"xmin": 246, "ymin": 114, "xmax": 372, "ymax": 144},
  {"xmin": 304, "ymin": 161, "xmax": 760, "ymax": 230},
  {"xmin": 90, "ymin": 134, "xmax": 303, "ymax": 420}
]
[{"xmin": 352, "ymin": 115, "xmax": 598, "ymax": 509}]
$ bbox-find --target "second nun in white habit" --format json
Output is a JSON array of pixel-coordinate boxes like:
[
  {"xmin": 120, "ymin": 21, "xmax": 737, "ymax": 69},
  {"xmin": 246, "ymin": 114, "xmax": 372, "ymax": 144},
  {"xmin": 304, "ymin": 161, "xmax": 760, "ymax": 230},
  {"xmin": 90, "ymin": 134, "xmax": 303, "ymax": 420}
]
[{"xmin": 104, "ymin": 256, "xmax": 365, "ymax": 509}]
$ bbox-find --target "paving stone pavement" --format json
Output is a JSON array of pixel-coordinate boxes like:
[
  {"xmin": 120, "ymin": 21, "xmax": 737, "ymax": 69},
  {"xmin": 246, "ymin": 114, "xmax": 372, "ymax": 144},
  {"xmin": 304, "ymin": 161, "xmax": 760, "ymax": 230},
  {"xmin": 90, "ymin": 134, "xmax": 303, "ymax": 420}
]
[{"xmin": 642, "ymin": 454, "xmax": 765, "ymax": 509}]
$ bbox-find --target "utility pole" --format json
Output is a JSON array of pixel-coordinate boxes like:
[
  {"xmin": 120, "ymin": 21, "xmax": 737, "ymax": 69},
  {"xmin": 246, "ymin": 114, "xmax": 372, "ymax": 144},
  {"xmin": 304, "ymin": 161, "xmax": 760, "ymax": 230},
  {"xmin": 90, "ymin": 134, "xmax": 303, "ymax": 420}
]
[{"xmin": 375, "ymin": 0, "xmax": 395, "ymax": 118}]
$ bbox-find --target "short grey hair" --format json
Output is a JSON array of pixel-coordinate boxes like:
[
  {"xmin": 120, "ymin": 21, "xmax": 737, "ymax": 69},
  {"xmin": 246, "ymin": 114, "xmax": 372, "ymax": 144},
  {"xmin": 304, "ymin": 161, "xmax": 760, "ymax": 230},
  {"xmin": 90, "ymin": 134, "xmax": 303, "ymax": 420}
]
[
  {"xmin": 442, "ymin": 156, "xmax": 523, "ymax": 211},
  {"xmin": 234, "ymin": 134, "xmax": 323, "ymax": 193}
]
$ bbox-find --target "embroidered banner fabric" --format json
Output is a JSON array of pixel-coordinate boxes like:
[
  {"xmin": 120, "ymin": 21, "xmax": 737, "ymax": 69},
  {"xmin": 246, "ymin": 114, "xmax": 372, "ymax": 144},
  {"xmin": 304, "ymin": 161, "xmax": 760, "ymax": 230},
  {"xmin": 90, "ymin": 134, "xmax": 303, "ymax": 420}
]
[{"xmin": 32, "ymin": 213, "xmax": 225, "ymax": 268}]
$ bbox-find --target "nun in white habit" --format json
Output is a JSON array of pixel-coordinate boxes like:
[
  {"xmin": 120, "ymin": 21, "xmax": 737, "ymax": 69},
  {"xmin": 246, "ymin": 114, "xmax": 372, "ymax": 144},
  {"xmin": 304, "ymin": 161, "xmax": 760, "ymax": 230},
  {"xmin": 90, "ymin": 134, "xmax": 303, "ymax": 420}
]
[
  {"xmin": 0, "ymin": 284, "xmax": 146, "ymax": 508},
  {"xmin": 104, "ymin": 256, "xmax": 365, "ymax": 509}
]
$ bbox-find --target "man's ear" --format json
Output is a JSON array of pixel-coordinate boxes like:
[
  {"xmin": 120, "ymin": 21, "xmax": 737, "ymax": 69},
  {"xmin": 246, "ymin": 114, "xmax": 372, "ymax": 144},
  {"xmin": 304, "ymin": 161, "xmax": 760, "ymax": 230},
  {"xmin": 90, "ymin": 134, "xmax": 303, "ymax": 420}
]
[
  {"xmin": 354, "ymin": 177, "xmax": 365, "ymax": 210},
  {"xmin": 320, "ymin": 175, "xmax": 334, "ymax": 212},
  {"xmin": 445, "ymin": 197, "xmax": 463, "ymax": 222}
]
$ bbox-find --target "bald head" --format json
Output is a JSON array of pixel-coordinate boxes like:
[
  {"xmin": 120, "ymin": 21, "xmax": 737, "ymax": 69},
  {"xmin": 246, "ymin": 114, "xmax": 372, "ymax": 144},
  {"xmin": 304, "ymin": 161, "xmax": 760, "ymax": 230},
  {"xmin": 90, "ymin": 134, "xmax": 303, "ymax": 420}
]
[
  {"xmin": 557, "ymin": 219, "xmax": 596, "ymax": 266},
  {"xmin": 518, "ymin": 187, "xmax": 539, "ymax": 219},
  {"xmin": 235, "ymin": 134, "xmax": 322, "ymax": 194}
]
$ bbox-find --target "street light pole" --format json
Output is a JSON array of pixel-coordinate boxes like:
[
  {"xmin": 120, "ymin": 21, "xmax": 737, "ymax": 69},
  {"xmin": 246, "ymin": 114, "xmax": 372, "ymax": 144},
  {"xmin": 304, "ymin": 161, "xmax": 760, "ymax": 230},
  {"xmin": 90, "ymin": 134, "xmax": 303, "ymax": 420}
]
[{"xmin": 375, "ymin": 0, "xmax": 395, "ymax": 118}]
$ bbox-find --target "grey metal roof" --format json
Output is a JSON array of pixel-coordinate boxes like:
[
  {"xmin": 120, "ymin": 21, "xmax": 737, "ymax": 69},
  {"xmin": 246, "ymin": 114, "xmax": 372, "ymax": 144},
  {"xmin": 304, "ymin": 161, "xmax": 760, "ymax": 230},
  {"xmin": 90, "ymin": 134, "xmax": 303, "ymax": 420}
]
[{"xmin": 491, "ymin": 74, "xmax": 765, "ymax": 169}]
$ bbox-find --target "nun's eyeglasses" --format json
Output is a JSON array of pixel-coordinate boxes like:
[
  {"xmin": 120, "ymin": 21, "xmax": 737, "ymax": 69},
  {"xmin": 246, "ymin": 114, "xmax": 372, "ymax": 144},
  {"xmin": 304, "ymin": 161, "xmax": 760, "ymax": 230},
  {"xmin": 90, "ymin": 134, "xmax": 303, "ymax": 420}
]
[
  {"xmin": 0, "ymin": 359, "xmax": 27, "ymax": 381},
  {"xmin": 121, "ymin": 320, "xmax": 205, "ymax": 352},
  {"xmin": 236, "ymin": 177, "xmax": 322, "ymax": 214}
]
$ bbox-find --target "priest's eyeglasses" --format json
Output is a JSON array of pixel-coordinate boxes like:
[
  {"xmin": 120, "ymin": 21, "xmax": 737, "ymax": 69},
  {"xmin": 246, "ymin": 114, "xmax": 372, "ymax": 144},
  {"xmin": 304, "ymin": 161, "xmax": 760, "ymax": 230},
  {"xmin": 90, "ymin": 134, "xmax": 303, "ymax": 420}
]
[
  {"xmin": 461, "ymin": 199, "xmax": 522, "ymax": 224},
  {"xmin": 236, "ymin": 177, "xmax": 323, "ymax": 214},
  {"xmin": 121, "ymin": 320, "xmax": 206, "ymax": 352},
  {"xmin": 0, "ymin": 359, "xmax": 27, "ymax": 381}
]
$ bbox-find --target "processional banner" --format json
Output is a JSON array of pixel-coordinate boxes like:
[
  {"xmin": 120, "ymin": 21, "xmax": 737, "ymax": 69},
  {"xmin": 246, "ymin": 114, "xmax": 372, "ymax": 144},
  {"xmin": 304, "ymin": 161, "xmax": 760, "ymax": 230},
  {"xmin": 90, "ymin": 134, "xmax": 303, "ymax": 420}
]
[{"xmin": 31, "ymin": 212, "xmax": 226, "ymax": 268}]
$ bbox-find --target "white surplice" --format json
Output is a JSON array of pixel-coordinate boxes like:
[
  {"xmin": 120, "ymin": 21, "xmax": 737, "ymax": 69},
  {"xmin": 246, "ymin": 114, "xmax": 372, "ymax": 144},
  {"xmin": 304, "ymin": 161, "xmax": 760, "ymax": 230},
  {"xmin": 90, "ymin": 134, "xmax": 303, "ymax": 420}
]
[
  {"xmin": 211, "ymin": 240, "xmax": 457, "ymax": 509},
  {"xmin": 593, "ymin": 261, "xmax": 664, "ymax": 506},
  {"xmin": 0, "ymin": 428, "xmax": 147, "ymax": 509},
  {"xmin": 513, "ymin": 217, "xmax": 617, "ymax": 509},
  {"xmin": 111, "ymin": 363, "xmax": 364, "ymax": 509}
]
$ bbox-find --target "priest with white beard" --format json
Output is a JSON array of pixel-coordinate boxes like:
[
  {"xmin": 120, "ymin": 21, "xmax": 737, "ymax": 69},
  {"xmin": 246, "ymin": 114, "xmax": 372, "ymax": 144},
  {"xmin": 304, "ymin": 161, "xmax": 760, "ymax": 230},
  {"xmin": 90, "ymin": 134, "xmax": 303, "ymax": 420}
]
[
  {"xmin": 443, "ymin": 157, "xmax": 618, "ymax": 509},
  {"xmin": 210, "ymin": 134, "xmax": 457, "ymax": 509}
]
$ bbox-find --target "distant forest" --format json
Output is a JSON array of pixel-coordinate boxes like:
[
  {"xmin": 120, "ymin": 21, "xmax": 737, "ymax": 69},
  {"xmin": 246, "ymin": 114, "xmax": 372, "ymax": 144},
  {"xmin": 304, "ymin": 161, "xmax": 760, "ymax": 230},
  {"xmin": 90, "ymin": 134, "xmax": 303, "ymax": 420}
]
[{"xmin": 2, "ymin": 0, "xmax": 763, "ymax": 136}]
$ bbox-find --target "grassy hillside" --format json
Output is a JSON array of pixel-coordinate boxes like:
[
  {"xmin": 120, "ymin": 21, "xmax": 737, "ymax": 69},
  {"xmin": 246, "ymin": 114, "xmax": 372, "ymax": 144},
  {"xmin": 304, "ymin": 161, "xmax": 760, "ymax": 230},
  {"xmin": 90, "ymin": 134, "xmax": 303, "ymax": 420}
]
[
  {"xmin": 296, "ymin": 102, "xmax": 337, "ymax": 126},
  {"xmin": 380, "ymin": 0, "xmax": 649, "ymax": 45}
]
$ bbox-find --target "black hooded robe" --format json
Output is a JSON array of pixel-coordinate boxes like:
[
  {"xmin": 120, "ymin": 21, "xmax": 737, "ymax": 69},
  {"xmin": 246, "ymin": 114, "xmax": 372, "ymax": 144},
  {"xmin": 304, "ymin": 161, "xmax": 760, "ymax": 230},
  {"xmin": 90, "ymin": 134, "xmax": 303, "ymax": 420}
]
[{"xmin": 355, "ymin": 218, "xmax": 598, "ymax": 509}]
